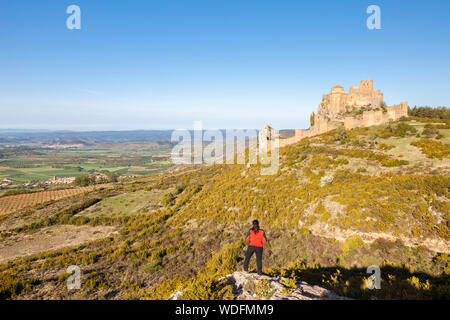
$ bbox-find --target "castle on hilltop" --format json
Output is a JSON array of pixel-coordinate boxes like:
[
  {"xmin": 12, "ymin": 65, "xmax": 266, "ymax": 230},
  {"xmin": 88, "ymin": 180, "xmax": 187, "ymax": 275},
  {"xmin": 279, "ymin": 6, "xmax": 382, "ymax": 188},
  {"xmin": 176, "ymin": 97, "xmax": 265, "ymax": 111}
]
[{"xmin": 259, "ymin": 80, "xmax": 408, "ymax": 150}]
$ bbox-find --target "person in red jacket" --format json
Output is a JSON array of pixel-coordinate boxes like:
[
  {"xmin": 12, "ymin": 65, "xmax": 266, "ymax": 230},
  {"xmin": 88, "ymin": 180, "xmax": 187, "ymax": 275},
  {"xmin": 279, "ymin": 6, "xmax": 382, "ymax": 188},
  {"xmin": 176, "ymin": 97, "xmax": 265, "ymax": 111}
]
[{"xmin": 243, "ymin": 219, "xmax": 267, "ymax": 275}]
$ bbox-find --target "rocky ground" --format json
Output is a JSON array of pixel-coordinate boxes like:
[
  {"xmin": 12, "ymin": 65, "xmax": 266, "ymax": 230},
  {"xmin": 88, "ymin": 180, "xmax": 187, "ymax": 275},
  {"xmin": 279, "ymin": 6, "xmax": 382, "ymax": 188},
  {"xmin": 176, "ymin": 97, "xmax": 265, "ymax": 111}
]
[{"xmin": 169, "ymin": 271, "xmax": 350, "ymax": 300}]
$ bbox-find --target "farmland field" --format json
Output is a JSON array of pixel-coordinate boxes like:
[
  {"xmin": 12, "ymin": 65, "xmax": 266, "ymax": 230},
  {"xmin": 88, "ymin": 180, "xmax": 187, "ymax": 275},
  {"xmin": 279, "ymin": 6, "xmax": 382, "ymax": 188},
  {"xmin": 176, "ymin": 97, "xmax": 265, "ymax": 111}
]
[
  {"xmin": 0, "ymin": 186, "xmax": 96, "ymax": 215},
  {"xmin": 0, "ymin": 141, "xmax": 174, "ymax": 186}
]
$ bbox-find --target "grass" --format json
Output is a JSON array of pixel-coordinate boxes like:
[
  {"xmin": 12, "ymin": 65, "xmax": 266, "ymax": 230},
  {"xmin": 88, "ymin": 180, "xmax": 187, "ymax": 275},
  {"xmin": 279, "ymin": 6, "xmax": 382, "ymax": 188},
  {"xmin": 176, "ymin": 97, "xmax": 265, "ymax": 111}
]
[
  {"xmin": 0, "ymin": 166, "xmax": 87, "ymax": 183},
  {"xmin": 343, "ymin": 121, "xmax": 450, "ymax": 169},
  {"xmin": 77, "ymin": 189, "xmax": 173, "ymax": 218}
]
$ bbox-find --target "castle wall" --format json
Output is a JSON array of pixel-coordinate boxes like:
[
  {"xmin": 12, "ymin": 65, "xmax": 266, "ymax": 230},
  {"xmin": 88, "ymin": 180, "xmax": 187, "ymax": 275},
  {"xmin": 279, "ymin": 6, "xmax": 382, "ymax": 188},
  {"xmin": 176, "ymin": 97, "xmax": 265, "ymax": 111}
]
[
  {"xmin": 388, "ymin": 102, "xmax": 408, "ymax": 118},
  {"xmin": 260, "ymin": 81, "xmax": 408, "ymax": 151},
  {"xmin": 279, "ymin": 136, "xmax": 300, "ymax": 148},
  {"xmin": 343, "ymin": 102, "xmax": 408, "ymax": 130}
]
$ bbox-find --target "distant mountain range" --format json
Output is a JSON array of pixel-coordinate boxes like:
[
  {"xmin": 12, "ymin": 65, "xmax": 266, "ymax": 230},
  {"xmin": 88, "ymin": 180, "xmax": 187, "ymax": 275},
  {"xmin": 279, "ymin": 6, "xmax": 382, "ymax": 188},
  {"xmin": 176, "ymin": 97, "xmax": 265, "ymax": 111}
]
[
  {"xmin": 0, "ymin": 130, "xmax": 175, "ymax": 145},
  {"xmin": 0, "ymin": 129, "xmax": 260, "ymax": 146}
]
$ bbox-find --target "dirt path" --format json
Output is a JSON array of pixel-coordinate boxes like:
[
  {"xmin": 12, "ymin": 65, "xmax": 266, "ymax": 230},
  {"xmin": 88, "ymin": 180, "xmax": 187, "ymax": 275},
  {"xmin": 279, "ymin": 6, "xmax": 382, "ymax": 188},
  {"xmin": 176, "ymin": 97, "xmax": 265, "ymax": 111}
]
[
  {"xmin": 308, "ymin": 222, "xmax": 450, "ymax": 253},
  {"xmin": 0, "ymin": 225, "xmax": 117, "ymax": 264}
]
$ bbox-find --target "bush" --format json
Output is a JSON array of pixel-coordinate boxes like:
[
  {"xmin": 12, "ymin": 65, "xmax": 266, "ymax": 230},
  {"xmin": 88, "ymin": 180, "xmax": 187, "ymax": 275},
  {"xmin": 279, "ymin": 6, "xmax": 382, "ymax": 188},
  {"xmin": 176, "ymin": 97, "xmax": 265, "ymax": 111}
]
[
  {"xmin": 342, "ymin": 236, "xmax": 364, "ymax": 255},
  {"xmin": 411, "ymin": 139, "xmax": 450, "ymax": 159},
  {"xmin": 422, "ymin": 126, "xmax": 440, "ymax": 138},
  {"xmin": 381, "ymin": 123, "xmax": 417, "ymax": 138},
  {"xmin": 381, "ymin": 159, "xmax": 409, "ymax": 167},
  {"xmin": 180, "ymin": 241, "xmax": 245, "ymax": 300}
]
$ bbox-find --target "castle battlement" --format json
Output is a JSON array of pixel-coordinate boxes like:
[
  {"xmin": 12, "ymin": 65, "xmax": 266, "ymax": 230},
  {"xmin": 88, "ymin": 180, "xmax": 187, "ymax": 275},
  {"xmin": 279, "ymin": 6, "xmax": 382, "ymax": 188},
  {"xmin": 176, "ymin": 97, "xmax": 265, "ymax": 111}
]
[
  {"xmin": 319, "ymin": 80, "xmax": 384, "ymax": 116},
  {"xmin": 259, "ymin": 80, "xmax": 408, "ymax": 150}
]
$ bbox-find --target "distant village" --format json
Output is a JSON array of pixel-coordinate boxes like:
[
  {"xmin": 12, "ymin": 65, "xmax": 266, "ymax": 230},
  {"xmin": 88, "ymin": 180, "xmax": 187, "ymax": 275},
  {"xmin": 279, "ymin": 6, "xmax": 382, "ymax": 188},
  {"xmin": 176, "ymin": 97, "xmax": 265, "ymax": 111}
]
[{"xmin": 0, "ymin": 176, "xmax": 76, "ymax": 189}]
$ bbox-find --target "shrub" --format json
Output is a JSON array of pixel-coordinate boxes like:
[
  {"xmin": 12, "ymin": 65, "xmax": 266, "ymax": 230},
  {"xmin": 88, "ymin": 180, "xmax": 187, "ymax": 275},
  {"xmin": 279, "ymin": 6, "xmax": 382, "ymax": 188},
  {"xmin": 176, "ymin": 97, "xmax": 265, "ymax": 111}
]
[
  {"xmin": 421, "ymin": 126, "xmax": 440, "ymax": 138},
  {"xmin": 342, "ymin": 236, "xmax": 364, "ymax": 255},
  {"xmin": 315, "ymin": 202, "xmax": 331, "ymax": 222},
  {"xmin": 381, "ymin": 159, "xmax": 409, "ymax": 167},
  {"xmin": 280, "ymin": 277, "xmax": 297, "ymax": 289},
  {"xmin": 180, "ymin": 241, "xmax": 245, "ymax": 300},
  {"xmin": 381, "ymin": 123, "xmax": 417, "ymax": 138},
  {"xmin": 411, "ymin": 139, "xmax": 450, "ymax": 159},
  {"xmin": 255, "ymin": 280, "xmax": 275, "ymax": 299},
  {"xmin": 0, "ymin": 272, "xmax": 40, "ymax": 299}
]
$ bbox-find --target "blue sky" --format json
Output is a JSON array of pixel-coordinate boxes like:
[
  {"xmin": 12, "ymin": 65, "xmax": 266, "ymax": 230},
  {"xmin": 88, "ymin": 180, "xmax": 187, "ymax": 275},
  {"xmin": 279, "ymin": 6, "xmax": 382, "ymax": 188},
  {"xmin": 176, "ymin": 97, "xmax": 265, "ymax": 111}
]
[{"xmin": 0, "ymin": 0, "xmax": 449, "ymax": 130}]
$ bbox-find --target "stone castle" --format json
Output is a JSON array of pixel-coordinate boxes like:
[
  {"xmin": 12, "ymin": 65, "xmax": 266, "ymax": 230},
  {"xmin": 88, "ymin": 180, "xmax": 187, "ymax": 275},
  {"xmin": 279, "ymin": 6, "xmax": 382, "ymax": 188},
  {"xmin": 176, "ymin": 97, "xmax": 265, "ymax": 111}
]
[{"xmin": 259, "ymin": 80, "xmax": 408, "ymax": 150}]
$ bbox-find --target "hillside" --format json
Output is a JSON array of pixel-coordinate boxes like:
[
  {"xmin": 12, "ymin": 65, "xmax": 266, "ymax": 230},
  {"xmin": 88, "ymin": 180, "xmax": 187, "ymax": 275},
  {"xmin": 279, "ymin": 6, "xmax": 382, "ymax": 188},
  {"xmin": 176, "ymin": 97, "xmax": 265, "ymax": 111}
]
[{"xmin": 0, "ymin": 117, "xmax": 449, "ymax": 300}]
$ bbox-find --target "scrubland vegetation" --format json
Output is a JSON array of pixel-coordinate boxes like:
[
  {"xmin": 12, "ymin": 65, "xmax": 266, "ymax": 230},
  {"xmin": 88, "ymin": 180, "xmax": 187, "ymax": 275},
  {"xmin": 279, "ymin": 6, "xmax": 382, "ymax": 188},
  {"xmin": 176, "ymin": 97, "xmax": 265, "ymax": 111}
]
[
  {"xmin": 411, "ymin": 139, "xmax": 450, "ymax": 159},
  {"xmin": 0, "ymin": 118, "xmax": 448, "ymax": 300}
]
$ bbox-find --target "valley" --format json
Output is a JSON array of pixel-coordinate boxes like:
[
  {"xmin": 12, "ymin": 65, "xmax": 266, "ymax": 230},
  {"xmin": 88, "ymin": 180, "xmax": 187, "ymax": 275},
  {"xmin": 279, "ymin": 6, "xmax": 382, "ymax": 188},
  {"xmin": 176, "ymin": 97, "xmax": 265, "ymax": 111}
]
[{"xmin": 0, "ymin": 116, "xmax": 448, "ymax": 300}]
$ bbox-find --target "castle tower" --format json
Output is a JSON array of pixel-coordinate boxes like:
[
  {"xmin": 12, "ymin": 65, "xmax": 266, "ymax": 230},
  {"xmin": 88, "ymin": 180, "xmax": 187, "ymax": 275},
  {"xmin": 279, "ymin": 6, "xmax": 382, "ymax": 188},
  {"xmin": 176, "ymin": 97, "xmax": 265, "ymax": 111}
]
[
  {"xmin": 327, "ymin": 85, "xmax": 346, "ymax": 113},
  {"xmin": 360, "ymin": 80, "xmax": 373, "ymax": 91},
  {"xmin": 331, "ymin": 85, "xmax": 345, "ymax": 93},
  {"xmin": 400, "ymin": 101, "xmax": 408, "ymax": 115},
  {"xmin": 258, "ymin": 125, "xmax": 276, "ymax": 151}
]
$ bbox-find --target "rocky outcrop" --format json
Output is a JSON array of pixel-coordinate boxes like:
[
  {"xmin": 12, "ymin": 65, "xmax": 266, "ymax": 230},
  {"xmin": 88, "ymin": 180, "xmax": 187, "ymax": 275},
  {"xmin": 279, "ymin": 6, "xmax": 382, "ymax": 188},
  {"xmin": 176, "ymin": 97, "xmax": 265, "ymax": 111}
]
[
  {"xmin": 168, "ymin": 290, "xmax": 183, "ymax": 300},
  {"xmin": 220, "ymin": 272, "xmax": 350, "ymax": 300},
  {"xmin": 168, "ymin": 271, "xmax": 350, "ymax": 300}
]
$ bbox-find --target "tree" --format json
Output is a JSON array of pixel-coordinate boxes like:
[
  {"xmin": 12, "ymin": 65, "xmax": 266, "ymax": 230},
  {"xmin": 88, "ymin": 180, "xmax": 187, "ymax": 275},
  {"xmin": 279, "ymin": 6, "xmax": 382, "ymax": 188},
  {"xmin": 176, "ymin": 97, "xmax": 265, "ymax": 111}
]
[
  {"xmin": 73, "ymin": 175, "xmax": 93, "ymax": 186},
  {"xmin": 310, "ymin": 112, "xmax": 315, "ymax": 127},
  {"xmin": 408, "ymin": 106, "xmax": 450, "ymax": 119}
]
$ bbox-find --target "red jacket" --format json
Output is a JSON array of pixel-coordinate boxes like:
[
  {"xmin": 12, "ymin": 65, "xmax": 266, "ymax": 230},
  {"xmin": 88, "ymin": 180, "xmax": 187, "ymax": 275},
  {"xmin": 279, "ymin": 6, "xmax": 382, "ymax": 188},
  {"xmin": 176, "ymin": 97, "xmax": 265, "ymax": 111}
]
[{"xmin": 246, "ymin": 229, "xmax": 267, "ymax": 247}]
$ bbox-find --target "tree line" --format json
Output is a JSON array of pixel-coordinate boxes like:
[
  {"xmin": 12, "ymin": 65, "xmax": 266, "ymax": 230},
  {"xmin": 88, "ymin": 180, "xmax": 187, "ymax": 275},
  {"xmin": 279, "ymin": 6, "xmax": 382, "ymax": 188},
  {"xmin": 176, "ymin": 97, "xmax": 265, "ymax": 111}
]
[{"xmin": 408, "ymin": 106, "xmax": 450, "ymax": 119}]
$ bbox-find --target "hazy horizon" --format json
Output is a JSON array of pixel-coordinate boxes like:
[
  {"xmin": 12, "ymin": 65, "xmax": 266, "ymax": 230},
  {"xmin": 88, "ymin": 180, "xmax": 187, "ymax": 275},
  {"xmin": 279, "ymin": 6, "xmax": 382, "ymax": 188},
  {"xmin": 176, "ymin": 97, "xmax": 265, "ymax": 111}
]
[{"xmin": 1, "ymin": 0, "xmax": 449, "ymax": 130}]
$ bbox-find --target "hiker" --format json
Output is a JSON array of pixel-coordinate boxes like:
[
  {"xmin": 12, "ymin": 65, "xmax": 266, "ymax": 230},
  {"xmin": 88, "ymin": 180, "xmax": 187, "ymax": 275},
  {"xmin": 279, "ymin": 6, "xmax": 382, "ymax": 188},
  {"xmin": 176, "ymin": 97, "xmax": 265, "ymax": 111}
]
[{"xmin": 243, "ymin": 219, "xmax": 267, "ymax": 275}]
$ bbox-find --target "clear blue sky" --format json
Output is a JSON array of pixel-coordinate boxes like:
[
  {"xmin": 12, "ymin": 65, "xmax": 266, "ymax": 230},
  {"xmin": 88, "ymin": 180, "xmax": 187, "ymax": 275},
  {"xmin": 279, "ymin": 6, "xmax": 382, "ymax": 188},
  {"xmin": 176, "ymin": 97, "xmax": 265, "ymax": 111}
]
[{"xmin": 0, "ymin": 0, "xmax": 449, "ymax": 130}]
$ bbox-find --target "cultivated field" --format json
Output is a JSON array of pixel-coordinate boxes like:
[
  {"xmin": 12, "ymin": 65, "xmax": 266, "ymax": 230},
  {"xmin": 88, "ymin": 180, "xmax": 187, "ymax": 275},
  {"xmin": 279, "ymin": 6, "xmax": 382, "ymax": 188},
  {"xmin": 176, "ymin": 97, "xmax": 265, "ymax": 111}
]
[
  {"xmin": 0, "ymin": 187, "xmax": 96, "ymax": 215},
  {"xmin": 0, "ymin": 142, "xmax": 173, "ymax": 185}
]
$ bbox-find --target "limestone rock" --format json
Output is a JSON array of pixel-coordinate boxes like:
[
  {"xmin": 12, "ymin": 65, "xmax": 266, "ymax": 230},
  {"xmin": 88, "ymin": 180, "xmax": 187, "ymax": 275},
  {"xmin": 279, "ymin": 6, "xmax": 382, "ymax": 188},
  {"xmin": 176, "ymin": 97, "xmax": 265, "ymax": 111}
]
[
  {"xmin": 219, "ymin": 271, "xmax": 350, "ymax": 300},
  {"xmin": 320, "ymin": 175, "xmax": 334, "ymax": 187},
  {"xmin": 168, "ymin": 290, "xmax": 182, "ymax": 300}
]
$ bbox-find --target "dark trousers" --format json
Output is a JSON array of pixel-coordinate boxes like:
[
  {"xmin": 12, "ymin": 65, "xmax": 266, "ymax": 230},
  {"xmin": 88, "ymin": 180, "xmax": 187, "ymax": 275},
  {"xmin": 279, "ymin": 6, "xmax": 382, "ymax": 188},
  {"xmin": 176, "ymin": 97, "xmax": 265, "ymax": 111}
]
[{"xmin": 243, "ymin": 245, "xmax": 263, "ymax": 275}]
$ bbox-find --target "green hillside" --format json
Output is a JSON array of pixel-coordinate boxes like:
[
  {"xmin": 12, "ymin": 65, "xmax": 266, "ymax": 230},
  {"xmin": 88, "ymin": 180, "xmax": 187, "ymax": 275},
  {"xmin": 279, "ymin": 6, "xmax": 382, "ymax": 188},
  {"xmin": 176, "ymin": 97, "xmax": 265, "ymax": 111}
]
[{"xmin": 0, "ymin": 118, "xmax": 449, "ymax": 300}]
